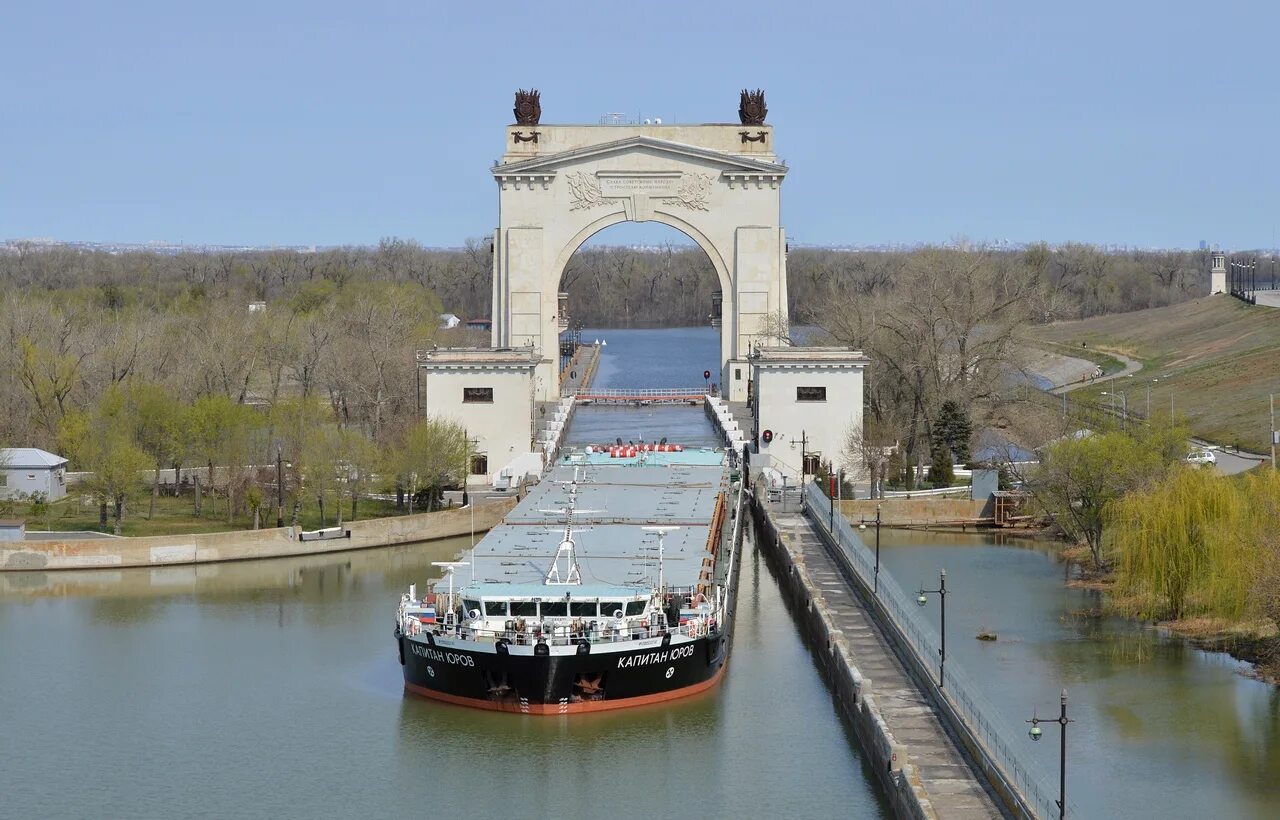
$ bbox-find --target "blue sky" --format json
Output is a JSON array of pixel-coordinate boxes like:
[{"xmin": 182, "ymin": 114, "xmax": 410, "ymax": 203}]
[{"xmin": 3, "ymin": 1, "xmax": 1276, "ymax": 249}]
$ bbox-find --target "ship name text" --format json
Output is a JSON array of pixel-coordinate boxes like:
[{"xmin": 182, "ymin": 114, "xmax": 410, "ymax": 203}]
[
  {"xmin": 411, "ymin": 644, "xmax": 475, "ymax": 666},
  {"xmin": 616, "ymin": 644, "xmax": 696, "ymax": 668}
]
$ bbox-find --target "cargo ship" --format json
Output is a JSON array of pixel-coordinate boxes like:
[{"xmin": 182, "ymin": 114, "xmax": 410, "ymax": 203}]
[{"xmin": 394, "ymin": 444, "xmax": 744, "ymax": 714}]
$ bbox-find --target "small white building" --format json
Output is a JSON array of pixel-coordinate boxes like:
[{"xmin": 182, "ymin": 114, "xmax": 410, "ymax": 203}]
[
  {"xmin": 439, "ymin": 313, "xmax": 461, "ymax": 329},
  {"xmin": 0, "ymin": 448, "xmax": 70, "ymax": 501},
  {"xmin": 750, "ymin": 347, "xmax": 869, "ymax": 477},
  {"xmin": 417, "ymin": 347, "xmax": 542, "ymax": 486},
  {"xmin": 1209, "ymin": 251, "xmax": 1226, "ymax": 295}
]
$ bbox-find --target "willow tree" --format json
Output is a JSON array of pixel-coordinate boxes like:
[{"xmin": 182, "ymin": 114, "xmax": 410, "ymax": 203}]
[{"xmin": 1113, "ymin": 468, "xmax": 1280, "ymax": 621}]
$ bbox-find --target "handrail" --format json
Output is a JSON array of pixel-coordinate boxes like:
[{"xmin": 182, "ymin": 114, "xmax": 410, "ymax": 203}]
[
  {"xmin": 576, "ymin": 386, "xmax": 706, "ymax": 396},
  {"xmin": 399, "ymin": 614, "xmax": 719, "ymax": 646},
  {"xmin": 802, "ymin": 481, "xmax": 1075, "ymax": 819}
]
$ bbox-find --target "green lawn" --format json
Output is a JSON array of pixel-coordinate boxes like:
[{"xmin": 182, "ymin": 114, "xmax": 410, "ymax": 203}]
[
  {"xmin": 1030, "ymin": 296, "xmax": 1280, "ymax": 451},
  {"xmin": 4, "ymin": 490, "xmax": 410, "ymax": 537}
]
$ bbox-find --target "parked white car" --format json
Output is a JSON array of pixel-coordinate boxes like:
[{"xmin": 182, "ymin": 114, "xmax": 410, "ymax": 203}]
[{"xmin": 1186, "ymin": 448, "xmax": 1217, "ymax": 466}]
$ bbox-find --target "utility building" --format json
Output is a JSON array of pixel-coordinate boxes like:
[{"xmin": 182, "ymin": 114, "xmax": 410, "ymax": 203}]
[
  {"xmin": 0, "ymin": 448, "xmax": 70, "ymax": 501},
  {"xmin": 750, "ymin": 347, "xmax": 869, "ymax": 477},
  {"xmin": 416, "ymin": 348, "xmax": 540, "ymax": 488}
]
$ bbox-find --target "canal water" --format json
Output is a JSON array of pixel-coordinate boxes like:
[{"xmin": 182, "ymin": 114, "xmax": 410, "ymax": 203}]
[
  {"xmin": 0, "ymin": 325, "xmax": 890, "ymax": 819},
  {"xmin": 878, "ymin": 528, "xmax": 1280, "ymax": 819}
]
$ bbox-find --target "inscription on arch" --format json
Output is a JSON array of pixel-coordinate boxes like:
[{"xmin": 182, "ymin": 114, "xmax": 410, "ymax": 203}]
[{"xmin": 566, "ymin": 171, "xmax": 715, "ymax": 211}]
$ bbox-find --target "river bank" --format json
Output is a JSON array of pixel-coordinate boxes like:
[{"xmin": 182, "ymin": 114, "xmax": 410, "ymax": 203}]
[
  {"xmin": 0, "ymin": 499, "xmax": 515, "ymax": 571},
  {"xmin": 1057, "ymin": 542, "xmax": 1279, "ymax": 683}
]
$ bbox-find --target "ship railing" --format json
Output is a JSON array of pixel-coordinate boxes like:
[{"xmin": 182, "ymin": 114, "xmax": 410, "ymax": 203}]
[{"xmin": 400, "ymin": 615, "xmax": 721, "ymax": 647}]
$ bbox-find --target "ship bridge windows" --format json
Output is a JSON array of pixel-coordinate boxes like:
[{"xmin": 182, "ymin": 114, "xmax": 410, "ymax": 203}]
[
  {"xmin": 484, "ymin": 600, "xmax": 509, "ymax": 617},
  {"xmin": 510, "ymin": 600, "xmax": 539, "ymax": 618},
  {"xmin": 541, "ymin": 601, "xmax": 568, "ymax": 618},
  {"xmin": 569, "ymin": 601, "xmax": 597, "ymax": 617},
  {"xmin": 602, "ymin": 601, "xmax": 625, "ymax": 619},
  {"xmin": 625, "ymin": 600, "xmax": 647, "ymax": 617},
  {"xmin": 463, "ymin": 599, "xmax": 481, "ymax": 616}
]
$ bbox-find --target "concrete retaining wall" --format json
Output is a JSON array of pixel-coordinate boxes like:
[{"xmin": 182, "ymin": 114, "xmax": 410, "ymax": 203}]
[
  {"xmin": 0, "ymin": 500, "xmax": 516, "ymax": 572},
  {"xmin": 751, "ymin": 497, "xmax": 936, "ymax": 820},
  {"xmin": 842, "ymin": 498, "xmax": 988, "ymax": 527}
]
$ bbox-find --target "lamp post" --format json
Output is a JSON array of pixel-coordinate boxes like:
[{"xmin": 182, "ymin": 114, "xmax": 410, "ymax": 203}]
[
  {"xmin": 916, "ymin": 569, "xmax": 947, "ymax": 687},
  {"xmin": 1027, "ymin": 689, "xmax": 1073, "ymax": 819},
  {"xmin": 801, "ymin": 429, "xmax": 808, "ymax": 483},
  {"xmin": 874, "ymin": 504, "xmax": 882, "ymax": 593},
  {"xmin": 275, "ymin": 446, "xmax": 285, "ymax": 529},
  {"xmin": 1146, "ymin": 378, "xmax": 1158, "ymax": 420}
]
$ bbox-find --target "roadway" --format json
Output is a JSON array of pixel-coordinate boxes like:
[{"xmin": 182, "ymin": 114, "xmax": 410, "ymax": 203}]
[{"xmin": 1033, "ymin": 349, "xmax": 1271, "ymax": 474}]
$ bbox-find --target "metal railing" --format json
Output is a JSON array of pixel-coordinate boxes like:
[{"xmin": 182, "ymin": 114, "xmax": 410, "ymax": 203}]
[
  {"xmin": 803, "ymin": 481, "xmax": 1076, "ymax": 819},
  {"xmin": 400, "ymin": 613, "xmax": 720, "ymax": 646},
  {"xmin": 575, "ymin": 387, "xmax": 707, "ymax": 400}
]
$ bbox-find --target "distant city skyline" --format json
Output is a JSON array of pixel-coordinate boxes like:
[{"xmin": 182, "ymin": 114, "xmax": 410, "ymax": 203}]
[{"xmin": 3, "ymin": 2, "xmax": 1277, "ymax": 250}]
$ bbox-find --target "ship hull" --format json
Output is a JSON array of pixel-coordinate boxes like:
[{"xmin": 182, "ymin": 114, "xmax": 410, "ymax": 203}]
[{"xmin": 398, "ymin": 629, "xmax": 733, "ymax": 715}]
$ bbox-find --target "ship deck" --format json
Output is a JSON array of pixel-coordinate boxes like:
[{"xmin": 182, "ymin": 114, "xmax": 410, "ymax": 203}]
[{"xmin": 437, "ymin": 448, "xmax": 730, "ymax": 595}]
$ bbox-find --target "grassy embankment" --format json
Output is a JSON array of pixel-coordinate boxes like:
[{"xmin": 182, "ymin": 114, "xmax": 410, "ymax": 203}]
[
  {"xmin": 5, "ymin": 493, "xmax": 405, "ymax": 538},
  {"xmin": 1029, "ymin": 296, "xmax": 1280, "ymax": 452}
]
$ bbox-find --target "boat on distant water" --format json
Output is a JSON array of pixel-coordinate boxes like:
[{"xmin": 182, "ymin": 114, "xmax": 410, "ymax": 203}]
[{"xmin": 394, "ymin": 445, "xmax": 745, "ymax": 714}]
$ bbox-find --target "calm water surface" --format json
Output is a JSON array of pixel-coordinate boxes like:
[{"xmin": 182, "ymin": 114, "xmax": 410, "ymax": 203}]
[
  {"xmin": 0, "ymin": 534, "xmax": 889, "ymax": 818},
  {"xmin": 878, "ymin": 530, "xmax": 1280, "ymax": 819}
]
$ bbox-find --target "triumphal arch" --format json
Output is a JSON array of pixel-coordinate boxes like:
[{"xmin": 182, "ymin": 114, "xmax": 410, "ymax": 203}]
[{"xmin": 491, "ymin": 89, "xmax": 789, "ymax": 402}]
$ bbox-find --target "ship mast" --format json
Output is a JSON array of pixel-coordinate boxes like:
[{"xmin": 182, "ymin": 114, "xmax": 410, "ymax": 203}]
[
  {"xmin": 642, "ymin": 526, "xmax": 680, "ymax": 594},
  {"xmin": 541, "ymin": 467, "xmax": 600, "ymax": 586},
  {"xmin": 431, "ymin": 560, "xmax": 469, "ymax": 625}
]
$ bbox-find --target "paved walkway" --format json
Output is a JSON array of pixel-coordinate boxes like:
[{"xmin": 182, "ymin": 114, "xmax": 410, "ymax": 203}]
[
  {"xmin": 767, "ymin": 499, "xmax": 1005, "ymax": 819},
  {"xmin": 1253, "ymin": 290, "xmax": 1280, "ymax": 309},
  {"xmin": 1047, "ymin": 351, "xmax": 1142, "ymax": 395},
  {"xmin": 559, "ymin": 344, "xmax": 600, "ymax": 396}
]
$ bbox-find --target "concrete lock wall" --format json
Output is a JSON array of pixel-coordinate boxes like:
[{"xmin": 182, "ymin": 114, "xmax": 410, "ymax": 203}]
[
  {"xmin": 841, "ymin": 499, "xmax": 989, "ymax": 527},
  {"xmin": 750, "ymin": 496, "xmax": 936, "ymax": 819},
  {"xmin": 0, "ymin": 500, "xmax": 516, "ymax": 572}
]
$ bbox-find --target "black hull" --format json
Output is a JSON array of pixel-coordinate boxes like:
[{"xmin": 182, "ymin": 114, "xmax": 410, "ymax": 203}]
[{"xmin": 398, "ymin": 629, "xmax": 733, "ymax": 714}]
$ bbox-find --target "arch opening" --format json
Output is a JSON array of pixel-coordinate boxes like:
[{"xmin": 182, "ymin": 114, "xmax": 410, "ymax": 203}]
[{"xmin": 556, "ymin": 220, "xmax": 726, "ymax": 395}]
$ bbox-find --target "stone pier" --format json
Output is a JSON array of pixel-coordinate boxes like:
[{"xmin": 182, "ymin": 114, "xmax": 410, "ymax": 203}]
[{"xmin": 752, "ymin": 494, "xmax": 1006, "ymax": 819}]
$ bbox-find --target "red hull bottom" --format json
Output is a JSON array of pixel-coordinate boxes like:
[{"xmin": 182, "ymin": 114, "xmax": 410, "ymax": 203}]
[{"xmin": 404, "ymin": 662, "xmax": 728, "ymax": 715}]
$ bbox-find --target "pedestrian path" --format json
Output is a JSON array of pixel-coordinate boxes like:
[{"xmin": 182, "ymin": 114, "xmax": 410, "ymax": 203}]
[{"xmin": 767, "ymin": 499, "xmax": 1005, "ymax": 819}]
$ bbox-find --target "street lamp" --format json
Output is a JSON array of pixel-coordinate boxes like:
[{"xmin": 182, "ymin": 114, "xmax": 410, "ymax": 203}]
[
  {"xmin": 855, "ymin": 514, "xmax": 875, "ymax": 591},
  {"xmin": 1027, "ymin": 689, "xmax": 1073, "ymax": 819},
  {"xmin": 916, "ymin": 569, "xmax": 947, "ymax": 687},
  {"xmin": 873, "ymin": 504, "xmax": 882, "ymax": 593},
  {"xmin": 276, "ymin": 446, "xmax": 285, "ymax": 529},
  {"xmin": 1147, "ymin": 378, "xmax": 1158, "ymax": 420}
]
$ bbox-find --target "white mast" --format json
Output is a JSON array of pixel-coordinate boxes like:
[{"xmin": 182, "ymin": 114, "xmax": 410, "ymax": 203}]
[
  {"xmin": 642, "ymin": 526, "xmax": 680, "ymax": 594},
  {"xmin": 431, "ymin": 560, "xmax": 469, "ymax": 624},
  {"xmin": 541, "ymin": 467, "xmax": 601, "ymax": 586}
]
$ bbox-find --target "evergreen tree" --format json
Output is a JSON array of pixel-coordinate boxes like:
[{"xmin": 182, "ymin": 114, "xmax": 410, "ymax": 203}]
[
  {"xmin": 929, "ymin": 437, "xmax": 955, "ymax": 488},
  {"xmin": 934, "ymin": 400, "xmax": 973, "ymax": 465}
]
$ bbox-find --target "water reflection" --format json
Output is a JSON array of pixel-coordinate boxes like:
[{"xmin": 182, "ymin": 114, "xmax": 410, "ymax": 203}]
[
  {"xmin": 0, "ymin": 522, "xmax": 890, "ymax": 818},
  {"xmin": 878, "ymin": 529, "xmax": 1280, "ymax": 818}
]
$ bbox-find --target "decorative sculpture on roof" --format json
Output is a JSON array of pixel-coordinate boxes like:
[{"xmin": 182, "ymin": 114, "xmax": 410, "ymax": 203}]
[
  {"xmin": 514, "ymin": 89, "xmax": 541, "ymax": 125},
  {"xmin": 738, "ymin": 89, "xmax": 767, "ymax": 125}
]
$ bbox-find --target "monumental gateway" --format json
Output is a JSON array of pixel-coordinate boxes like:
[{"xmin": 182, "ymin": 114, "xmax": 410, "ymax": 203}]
[{"xmin": 422, "ymin": 91, "xmax": 867, "ymax": 486}]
